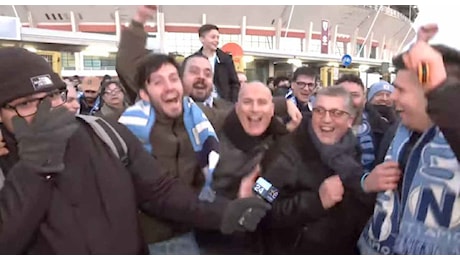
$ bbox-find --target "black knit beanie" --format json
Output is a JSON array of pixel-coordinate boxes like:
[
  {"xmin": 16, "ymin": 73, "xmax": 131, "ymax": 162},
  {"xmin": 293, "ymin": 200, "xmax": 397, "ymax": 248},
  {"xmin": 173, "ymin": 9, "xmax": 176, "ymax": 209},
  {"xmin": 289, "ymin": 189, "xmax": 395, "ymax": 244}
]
[{"xmin": 0, "ymin": 47, "xmax": 65, "ymax": 107}]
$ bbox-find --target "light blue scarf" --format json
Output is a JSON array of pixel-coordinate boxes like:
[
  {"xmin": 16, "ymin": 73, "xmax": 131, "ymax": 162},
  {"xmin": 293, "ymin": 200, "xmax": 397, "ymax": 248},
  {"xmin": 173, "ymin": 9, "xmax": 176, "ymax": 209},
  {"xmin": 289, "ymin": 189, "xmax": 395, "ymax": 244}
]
[
  {"xmin": 358, "ymin": 123, "xmax": 460, "ymax": 254},
  {"xmin": 118, "ymin": 97, "xmax": 219, "ymax": 202}
]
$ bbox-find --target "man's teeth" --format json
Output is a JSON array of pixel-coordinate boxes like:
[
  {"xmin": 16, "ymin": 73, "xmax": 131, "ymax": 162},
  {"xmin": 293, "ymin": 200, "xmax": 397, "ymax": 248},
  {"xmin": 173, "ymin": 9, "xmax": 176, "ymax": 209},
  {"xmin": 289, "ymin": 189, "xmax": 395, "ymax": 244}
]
[
  {"xmin": 248, "ymin": 117, "xmax": 262, "ymax": 122},
  {"xmin": 320, "ymin": 126, "xmax": 334, "ymax": 132}
]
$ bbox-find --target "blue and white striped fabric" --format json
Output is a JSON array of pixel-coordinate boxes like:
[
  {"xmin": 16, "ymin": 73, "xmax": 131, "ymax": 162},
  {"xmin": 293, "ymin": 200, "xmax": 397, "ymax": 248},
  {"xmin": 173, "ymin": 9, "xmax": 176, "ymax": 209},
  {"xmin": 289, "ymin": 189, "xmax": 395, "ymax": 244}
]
[
  {"xmin": 285, "ymin": 89, "xmax": 315, "ymax": 111},
  {"xmin": 118, "ymin": 97, "xmax": 219, "ymax": 202},
  {"xmin": 356, "ymin": 112, "xmax": 376, "ymax": 173}
]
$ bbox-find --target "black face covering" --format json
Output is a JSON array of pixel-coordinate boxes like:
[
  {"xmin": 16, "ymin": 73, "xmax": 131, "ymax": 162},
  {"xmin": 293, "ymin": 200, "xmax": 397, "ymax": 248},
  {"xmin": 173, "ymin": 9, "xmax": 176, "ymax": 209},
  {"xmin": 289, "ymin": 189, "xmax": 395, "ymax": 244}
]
[{"xmin": 371, "ymin": 104, "xmax": 398, "ymax": 124}]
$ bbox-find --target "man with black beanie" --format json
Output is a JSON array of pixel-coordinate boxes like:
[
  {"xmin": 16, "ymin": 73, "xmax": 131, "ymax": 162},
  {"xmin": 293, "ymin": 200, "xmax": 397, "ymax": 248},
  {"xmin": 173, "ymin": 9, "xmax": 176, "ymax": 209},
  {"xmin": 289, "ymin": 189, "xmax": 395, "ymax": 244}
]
[{"xmin": 0, "ymin": 47, "xmax": 270, "ymax": 254}]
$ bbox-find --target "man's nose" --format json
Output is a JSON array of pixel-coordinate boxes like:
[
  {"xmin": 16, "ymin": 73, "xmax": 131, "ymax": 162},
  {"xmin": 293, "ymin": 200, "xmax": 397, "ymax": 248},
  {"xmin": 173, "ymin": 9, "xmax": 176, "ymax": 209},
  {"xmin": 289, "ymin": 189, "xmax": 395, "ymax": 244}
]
[{"xmin": 322, "ymin": 111, "xmax": 332, "ymax": 122}]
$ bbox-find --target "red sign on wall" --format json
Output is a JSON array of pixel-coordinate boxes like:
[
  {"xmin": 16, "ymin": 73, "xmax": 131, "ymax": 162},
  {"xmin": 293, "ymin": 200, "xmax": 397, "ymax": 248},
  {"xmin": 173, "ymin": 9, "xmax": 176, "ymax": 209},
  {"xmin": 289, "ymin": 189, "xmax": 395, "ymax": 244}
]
[{"xmin": 321, "ymin": 19, "xmax": 329, "ymax": 54}]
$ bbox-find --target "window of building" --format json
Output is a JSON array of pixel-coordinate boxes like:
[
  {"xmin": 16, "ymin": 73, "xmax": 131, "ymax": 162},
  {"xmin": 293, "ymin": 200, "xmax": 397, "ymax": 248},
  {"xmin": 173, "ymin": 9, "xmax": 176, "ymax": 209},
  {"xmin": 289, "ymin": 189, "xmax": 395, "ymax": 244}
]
[
  {"xmin": 356, "ymin": 43, "xmax": 365, "ymax": 57},
  {"xmin": 61, "ymin": 52, "xmax": 76, "ymax": 70},
  {"xmin": 83, "ymin": 53, "xmax": 116, "ymax": 70},
  {"xmin": 309, "ymin": 39, "xmax": 321, "ymax": 53},
  {"xmin": 280, "ymin": 37, "xmax": 302, "ymax": 52},
  {"xmin": 220, "ymin": 34, "xmax": 241, "ymax": 45},
  {"xmin": 165, "ymin": 32, "xmax": 201, "ymax": 57},
  {"xmin": 370, "ymin": 46, "xmax": 377, "ymax": 59},
  {"xmin": 244, "ymin": 35, "xmax": 273, "ymax": 50}
]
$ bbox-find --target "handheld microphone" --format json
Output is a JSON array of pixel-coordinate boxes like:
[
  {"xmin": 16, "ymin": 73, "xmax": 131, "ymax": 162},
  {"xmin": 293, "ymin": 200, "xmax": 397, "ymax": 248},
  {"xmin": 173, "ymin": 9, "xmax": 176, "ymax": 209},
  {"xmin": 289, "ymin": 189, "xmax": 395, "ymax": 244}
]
[{"xmin": 252, "ymin": 177, "xmax": 279, "ymax": 204}]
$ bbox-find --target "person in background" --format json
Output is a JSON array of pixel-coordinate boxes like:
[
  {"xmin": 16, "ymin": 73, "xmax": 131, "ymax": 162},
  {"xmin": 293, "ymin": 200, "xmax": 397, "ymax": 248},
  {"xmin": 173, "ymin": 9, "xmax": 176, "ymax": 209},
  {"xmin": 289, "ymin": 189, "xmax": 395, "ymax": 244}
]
[
  {"xmin": 367, "ymin": 80, "xmax": 398, "ymax": 124},
  {"xmin": 63, "ymin": 81, "xmax": 81, "ymax": 115},
  {"xmin": 272, "ymin": 76, "xmax": 291, "ymax": 97},
  {"xmin": 285, "ymin": 67, "xmax": 318, "ymax": 114},
  {"xmin": 78, "ymin": 76, "xmax": 102, "ymax": 115},
  {"xmin": 266, "ymin": 77, "xmax": 275, "ymax": 94},
  {"xmin": 95, "ymin": 80, "xmax": 129, "ymax": 121},
  {"xmin": 367, "ymin": 80, "xmax": 395, "ymax": 107},
  {"xmin": 194, "ymin": 23, "xmax": 240, "ymax": 103},
  {"xmin": 336, "ymin": 74, "xmax": 390, "ymax": 178},
  {"xmin": 237, "ymin": 72, "xmax": 247, "ymax": 89}
]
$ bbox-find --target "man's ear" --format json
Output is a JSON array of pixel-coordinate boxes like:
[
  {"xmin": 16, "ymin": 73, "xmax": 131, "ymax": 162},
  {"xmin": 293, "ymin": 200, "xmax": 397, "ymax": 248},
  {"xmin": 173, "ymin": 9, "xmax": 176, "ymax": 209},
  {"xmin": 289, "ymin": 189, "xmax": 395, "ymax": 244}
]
[
  {"xmin": 139, "ymin": 88, "xmax": 149, "ymax": 102},
  {"xmin": 347, "ymin": 116, "xmax": 354, "ymax": 128}
]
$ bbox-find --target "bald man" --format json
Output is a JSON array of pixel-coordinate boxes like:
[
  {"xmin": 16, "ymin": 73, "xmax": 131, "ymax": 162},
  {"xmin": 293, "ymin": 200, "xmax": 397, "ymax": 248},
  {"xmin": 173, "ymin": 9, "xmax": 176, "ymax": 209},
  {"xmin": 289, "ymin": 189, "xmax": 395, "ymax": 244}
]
[{"xmin": 195, "ymin": 81, "xmax": 292, "ymax": 254}]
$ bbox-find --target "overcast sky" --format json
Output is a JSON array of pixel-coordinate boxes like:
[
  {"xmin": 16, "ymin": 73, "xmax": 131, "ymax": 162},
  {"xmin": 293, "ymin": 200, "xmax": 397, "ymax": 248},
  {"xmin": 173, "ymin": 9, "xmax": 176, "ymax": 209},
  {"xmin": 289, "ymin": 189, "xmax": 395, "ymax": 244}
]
[{"xmin": 407, "ymin": 4, "xmax": 459, "ymax": 50}]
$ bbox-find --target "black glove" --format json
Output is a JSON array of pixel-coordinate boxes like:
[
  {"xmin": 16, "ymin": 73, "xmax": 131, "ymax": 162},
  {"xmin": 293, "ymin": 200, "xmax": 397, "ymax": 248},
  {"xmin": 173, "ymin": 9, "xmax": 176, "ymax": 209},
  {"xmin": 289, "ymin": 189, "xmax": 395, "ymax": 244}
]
[
  {"xmin": 12, "ymin": 99, "xmax": 79, "ymax": 173},
  {"xmin": 220, "ymin": 197, "xmax": 271, "ymax": 234}
]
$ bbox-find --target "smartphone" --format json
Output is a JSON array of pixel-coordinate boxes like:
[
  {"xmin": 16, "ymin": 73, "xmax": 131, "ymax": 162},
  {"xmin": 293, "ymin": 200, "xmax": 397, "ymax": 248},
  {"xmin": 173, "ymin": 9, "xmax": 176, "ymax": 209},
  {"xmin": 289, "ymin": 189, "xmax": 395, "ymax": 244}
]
[{"xmin": 252, "ymin": 177, "xmax": 279, "ymax": 204}]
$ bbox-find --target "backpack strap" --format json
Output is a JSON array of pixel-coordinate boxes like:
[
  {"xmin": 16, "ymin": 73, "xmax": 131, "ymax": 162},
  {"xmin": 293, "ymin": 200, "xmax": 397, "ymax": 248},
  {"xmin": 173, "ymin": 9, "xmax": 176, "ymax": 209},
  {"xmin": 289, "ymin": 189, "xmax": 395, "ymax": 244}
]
[{"xmin": 77, "ymin": 115, "xmax": 129, "ymax": 166}]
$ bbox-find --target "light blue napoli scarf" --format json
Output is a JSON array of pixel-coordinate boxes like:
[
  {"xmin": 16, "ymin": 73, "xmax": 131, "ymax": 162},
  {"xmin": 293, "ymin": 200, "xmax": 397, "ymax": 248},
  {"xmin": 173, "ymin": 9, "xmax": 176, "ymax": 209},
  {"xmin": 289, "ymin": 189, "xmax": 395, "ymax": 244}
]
[
  {"xmin": 118, "ymin": 97, "xmax": 219, "ymax": 202},
  {"xmin": 358, "ymin": 123, "xmax": 460, "ymax": 254}
]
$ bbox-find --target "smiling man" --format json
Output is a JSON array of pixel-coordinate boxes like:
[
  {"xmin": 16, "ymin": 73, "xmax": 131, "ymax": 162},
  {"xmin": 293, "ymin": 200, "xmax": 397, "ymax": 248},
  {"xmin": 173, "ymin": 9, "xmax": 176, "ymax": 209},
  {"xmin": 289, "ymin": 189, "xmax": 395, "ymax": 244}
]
[
  {"xmin": 259, "ymin": 85, "xmax": 372, "ymax": 254},
  {"xmin": 358, "ymin": 33, "xmax": 460, "ymax": 255},
  {"xmin": 196, "ymin": 81, "xmax": 290, "ymax": 254}
]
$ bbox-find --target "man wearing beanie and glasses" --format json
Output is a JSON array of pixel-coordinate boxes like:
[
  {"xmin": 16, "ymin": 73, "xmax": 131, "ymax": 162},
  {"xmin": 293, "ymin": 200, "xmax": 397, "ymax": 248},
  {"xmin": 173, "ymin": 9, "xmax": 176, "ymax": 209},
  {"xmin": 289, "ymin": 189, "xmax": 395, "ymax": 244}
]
[{"xmin": 0, "ymin": 48, "xmax": 271, "ymax": 254}]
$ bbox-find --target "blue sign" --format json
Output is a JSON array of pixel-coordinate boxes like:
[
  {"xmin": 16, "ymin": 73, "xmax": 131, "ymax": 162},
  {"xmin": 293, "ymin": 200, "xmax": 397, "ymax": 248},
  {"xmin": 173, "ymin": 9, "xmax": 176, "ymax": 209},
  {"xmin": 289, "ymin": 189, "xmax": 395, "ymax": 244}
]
[{"xmin": 342, "ymin": 54, "xmax": 352, "ymax": 67}]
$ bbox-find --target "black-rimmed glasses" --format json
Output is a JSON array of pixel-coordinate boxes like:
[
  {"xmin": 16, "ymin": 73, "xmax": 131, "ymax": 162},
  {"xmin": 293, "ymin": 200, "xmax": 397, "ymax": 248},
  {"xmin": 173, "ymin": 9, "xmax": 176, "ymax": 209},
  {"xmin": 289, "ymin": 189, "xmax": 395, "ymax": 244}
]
[
  {"xmin": 294, "ymin": 81, "xmax": 318, "ymax": 90},
  {"xmin": 3, "ymin": 89, "xmax": 68, "ymax": 117}
]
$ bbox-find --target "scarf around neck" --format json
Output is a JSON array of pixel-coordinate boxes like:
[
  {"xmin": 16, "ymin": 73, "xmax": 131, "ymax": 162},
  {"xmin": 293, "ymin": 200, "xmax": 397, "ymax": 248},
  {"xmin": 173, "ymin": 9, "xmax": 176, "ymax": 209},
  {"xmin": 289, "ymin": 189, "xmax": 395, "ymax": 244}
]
[
  {"xmin": 306, "ymin": 118, "xmax": 363, "ymax": 189},
  {"xmin": 118, "ymin": 97, "xmax": 220, "ymax": 202}
]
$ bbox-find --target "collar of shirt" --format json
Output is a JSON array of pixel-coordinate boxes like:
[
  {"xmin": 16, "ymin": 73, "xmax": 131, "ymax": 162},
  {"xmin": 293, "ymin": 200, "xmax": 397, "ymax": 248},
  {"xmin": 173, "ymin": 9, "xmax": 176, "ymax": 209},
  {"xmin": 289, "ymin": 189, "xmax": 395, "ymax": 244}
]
[
  {"xmin": 203, "ymin": 95, "xmax": 214, "ymax": 108},
  {"xmin": 208, "ymin": 52, "xmax": 217, "ymax": 73}
]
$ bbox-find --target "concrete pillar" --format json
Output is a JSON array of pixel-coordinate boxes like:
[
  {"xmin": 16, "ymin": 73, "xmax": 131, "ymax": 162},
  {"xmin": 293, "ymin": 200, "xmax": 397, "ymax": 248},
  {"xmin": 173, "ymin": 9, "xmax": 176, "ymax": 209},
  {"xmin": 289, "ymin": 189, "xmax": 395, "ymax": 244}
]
[
  {"xmin": 304, "ymin": 21, "xmax": 313, "ymax": 53},
  {"xmin": 268, "ymin": 62, "xmax": 275, "ymax": 77},
  {"xmin": 157, "ymin": 12, "xmax": 166, "ymax": 53},
  {"xmin": 332, "ymin": 24, "xmax": 339, "ymax": 55},
  {"xmin": 70, "ymin": 11, "xmax": 78, "ymax": 32},
  {"xmin": 241, "ymin": 16, "xmax": 246, "ymax": 47},
  {"xmin": 275, "ymin": 18, "xmax": 282, "ymax": 50},
  {"xmin": 115, "ymin": 9, "xmax": 121, "ymax": 42},
  {"xmin": 202, "ymin": 13, "xmax": 206, "ymax": 25},
  {"xmin": 366, "ymin": 32, "xmax": 374, "ymax": 58},
  {"xmin": 351, "ymin": 28, "xmax": 358, "ymax": 56},
  {"xmin": 27, "ymin": 11, "xmax": 35, "ymax": 28},
  {"xmin": 379, "ymin": 34, "xmax": 386, "ymax": 60}
]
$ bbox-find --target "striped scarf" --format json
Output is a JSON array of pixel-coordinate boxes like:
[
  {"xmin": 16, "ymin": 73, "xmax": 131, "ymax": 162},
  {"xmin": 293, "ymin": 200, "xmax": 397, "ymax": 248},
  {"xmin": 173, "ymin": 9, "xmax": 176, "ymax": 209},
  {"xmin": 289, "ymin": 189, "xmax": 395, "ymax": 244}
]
[
  {"xmin": 356, "ymin": 112, "xmax": 376, "ymax": 173},
  {"xmin": 118, "ymin": 97, "xmax": 219, "ymax": 202}
]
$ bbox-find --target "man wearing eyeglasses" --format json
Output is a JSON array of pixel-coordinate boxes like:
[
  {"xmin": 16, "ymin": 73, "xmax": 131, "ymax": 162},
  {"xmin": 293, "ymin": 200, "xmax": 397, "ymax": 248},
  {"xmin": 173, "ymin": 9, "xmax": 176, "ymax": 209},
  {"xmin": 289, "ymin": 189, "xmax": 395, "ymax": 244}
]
[
  {"xmin": 95, "ymin": 80, "xmax": 129, "ymax": 121},
  {"xmin": 285, "ymin": 67, "xmax": 319, "ymax": 114},
  {"xmin": 258, "ymin": 85, "xmax": 373, "ymax": 254}
]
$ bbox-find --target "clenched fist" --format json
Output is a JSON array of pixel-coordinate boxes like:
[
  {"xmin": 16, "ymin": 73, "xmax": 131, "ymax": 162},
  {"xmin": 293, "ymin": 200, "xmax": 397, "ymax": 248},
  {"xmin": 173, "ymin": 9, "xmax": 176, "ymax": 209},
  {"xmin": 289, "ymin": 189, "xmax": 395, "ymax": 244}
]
[
  {"xmin": 133, "ymin": 5, "xmax": 157, "ymax": 25},
  {"xmin": 319, "ymin": 175, "xmax": 344, "ymax": 209},
  {"xmin": 363, "ymin": 161, "xmax": 401, "ymax": 193}
]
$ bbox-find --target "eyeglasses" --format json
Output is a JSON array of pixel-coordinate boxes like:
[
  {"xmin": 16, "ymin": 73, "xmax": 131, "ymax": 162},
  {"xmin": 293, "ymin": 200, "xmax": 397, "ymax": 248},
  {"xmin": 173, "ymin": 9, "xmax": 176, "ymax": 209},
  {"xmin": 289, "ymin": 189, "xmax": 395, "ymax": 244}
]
[
  {"xmin": 3, "ymin": 89, "xmax": 68, "ymax": 118},
  {"xmin": 312, "ymin": 107, "xmax": 350, "ymax": 119},
  {"xmin": 294, "ymin": 81, "xmax": 317, "ymax": 90},
  {"xmin": 104, "ymin": 88, "xmax": 122, "ymax": 96}
]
